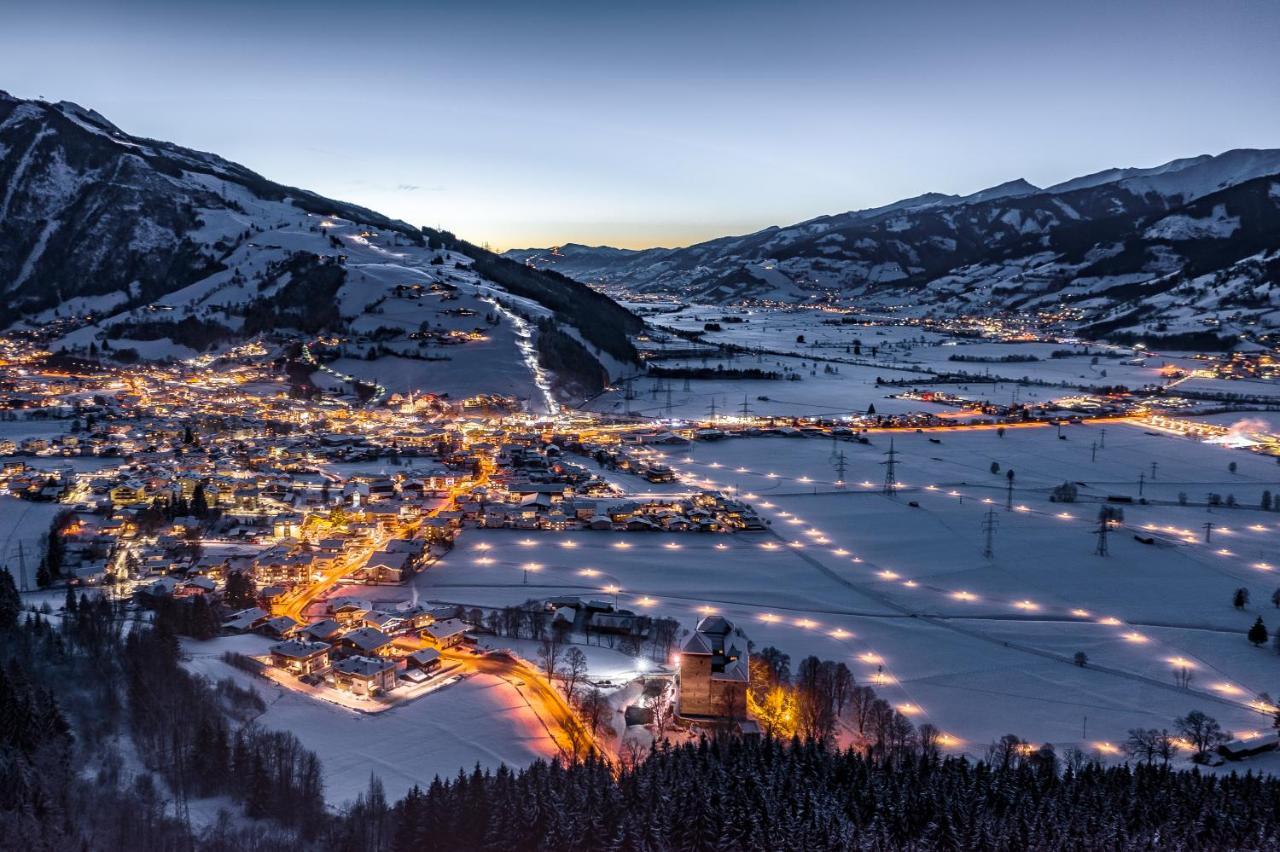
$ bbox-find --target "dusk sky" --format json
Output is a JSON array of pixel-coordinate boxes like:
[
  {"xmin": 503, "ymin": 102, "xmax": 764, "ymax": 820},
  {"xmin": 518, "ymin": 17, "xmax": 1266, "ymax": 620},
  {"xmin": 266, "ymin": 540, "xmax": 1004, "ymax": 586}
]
[{"xmin": 4, "ymin": 0, "xmax": 1279, "ymax": 250}]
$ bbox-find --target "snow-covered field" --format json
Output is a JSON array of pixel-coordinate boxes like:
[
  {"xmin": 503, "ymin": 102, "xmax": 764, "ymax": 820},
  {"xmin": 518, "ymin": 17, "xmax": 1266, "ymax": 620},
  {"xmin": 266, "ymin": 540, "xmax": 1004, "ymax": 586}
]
[
  {"xmin": 585, "ymin": 305, "xmax": 1225, "ymax": 418},
  {"xmin": 398, "ymin": 423, "xmax": 1280, "ymax": 762},
  {"xmin": 0, "ymin": 495, "xmax": 66, "ymax": 588},
  {"xmin": 183, "ymin": 635, "xmax": 559, "ymax": 806}
]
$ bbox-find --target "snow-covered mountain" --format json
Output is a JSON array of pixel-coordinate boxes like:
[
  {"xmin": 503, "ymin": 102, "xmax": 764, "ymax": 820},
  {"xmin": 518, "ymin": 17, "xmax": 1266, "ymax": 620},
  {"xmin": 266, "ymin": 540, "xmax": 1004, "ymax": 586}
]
[
  {"xmin": 0, "ymin": 91, "xmax": 641, "ymax": 400},
  {"xmin": 506, "ymin": 149, "xmax": 1280, "ymax": 346}
]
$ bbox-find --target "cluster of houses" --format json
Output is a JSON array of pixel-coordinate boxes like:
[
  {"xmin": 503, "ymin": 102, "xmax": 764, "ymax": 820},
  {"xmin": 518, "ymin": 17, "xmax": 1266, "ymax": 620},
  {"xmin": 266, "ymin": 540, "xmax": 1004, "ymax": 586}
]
[
  {"xmin": 457, "ymin": 489, "xmax": 765, "ymax": 533},
  {"xmin": 445, "ymin": 440, "xmax": 766, "ymax": 532},
  {"xmin": 252, "ymin": 599, "xmax": 474, "ymax": 697}
]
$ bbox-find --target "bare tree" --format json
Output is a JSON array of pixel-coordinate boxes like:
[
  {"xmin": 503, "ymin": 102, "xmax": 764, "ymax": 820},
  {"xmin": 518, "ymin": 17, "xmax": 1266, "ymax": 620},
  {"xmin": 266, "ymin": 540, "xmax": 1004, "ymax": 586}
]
[
  {"xmin": 537, "ymin": 633, "xmax": 563, "ymax": 680},
  {"xmin": 830, "ymin": 662, "xmax": 854, "ymax": 719},
  {"xmin": 1154, "ymin": 729, "xmax": 1181, "ymax": 765},
  {"xmin": 648, "ymin": 680, "xmax": 675, "ymax": 741},
  {"xmin": 558, "ymin": 647, "xmax": 588, "ymax": 698},
  {"xmin": 1125, "ymin": 728, "xmax": 1159, "ymax": 764},
  {"xmin": 847, "ymin": 685, "xmax": 878, "ymax": 738},
  {"xmin": 794, "ymin": 656, "xmax": 838, "ymax": 743},
  {"xmin": 917, "ymin": 723, "xmax": 941, "ymax": 760},
  {"xmin": 986, "ymin": 734, "xmax": 1028, "ymax": 771},
  {"xmin": 1175, "ymin": 710, "xmax": 1229, "ymax": 760},
  {"xmin": 619, "ymin": 735, "xmax": 647, "ymax": 770},
  {"xmin": 578, "ymin": 687, "xmax": 610, "ymax": 739}
]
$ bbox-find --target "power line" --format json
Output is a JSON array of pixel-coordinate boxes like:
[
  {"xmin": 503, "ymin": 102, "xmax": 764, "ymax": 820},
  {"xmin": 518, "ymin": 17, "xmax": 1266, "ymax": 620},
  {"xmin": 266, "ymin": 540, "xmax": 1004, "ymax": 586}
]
[
  {"xmin": 881, "ymin": 438, "xmax": 899, "ymax": 496},
  {"xmin": 982, "ymin": 508, "xmax": 998, "ymax": 559}
]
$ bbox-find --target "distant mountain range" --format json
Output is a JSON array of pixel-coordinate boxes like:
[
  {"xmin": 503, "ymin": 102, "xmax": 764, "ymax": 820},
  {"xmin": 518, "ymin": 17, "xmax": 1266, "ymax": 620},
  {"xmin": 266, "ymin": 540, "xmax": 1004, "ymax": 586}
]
[{"xmin": 506, "ymin": 149, "xmax": 1280, "ymax": 347}]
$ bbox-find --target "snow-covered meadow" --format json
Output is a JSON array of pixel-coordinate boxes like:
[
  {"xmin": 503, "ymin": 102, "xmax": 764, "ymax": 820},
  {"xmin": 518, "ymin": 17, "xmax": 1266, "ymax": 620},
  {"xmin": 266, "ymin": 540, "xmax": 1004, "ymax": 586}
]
[
  {"xmin": 401, "ymin": 422, "xmax": 1280, "ymax": 765},
  {"xmin": 183, "ymin": 634, "xmax": 559, "ymax": 805}
]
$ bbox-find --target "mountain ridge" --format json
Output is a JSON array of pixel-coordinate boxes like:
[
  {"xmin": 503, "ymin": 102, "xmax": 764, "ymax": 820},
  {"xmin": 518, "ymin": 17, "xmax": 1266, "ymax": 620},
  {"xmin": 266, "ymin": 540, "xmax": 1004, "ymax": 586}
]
[
  {"xmin": 504, "ymin": 148, "xmax": 1280, "ymax": 347},
  {"xmin": 0, "ymin": 91, "xmax": 642, "ymax": 401}
]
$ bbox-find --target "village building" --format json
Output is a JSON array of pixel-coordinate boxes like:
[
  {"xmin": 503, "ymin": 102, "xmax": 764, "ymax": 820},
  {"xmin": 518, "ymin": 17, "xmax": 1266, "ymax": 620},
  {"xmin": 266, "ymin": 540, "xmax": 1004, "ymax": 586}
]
[
  {"xmin": 422, "ymin": 617, "xmax": 469, "ymax": 648},
  {"xmin": 223, "ymin": 606, "xmax": 269, "ymax": 633},
  {"xmin": 332, "ymin": 655, "xmax": 398, "ymax": 696},
  {"xmin": 406, "ymin": 647, "xmax": 442, "ymax": 673},
  {"xmin": 338, "ymin": 626, "xmax": 393, "ymax": 657},
  {"xmin": 301, "ymin": 618, "xmax": 344, "ymax": 644},
  {"xmin": 269, "ymin": 639, "xmax": 332, "ymax": 676},
  {"xmin": 676, "ymin": 615, "xmax": 750, "ymax": 721}
]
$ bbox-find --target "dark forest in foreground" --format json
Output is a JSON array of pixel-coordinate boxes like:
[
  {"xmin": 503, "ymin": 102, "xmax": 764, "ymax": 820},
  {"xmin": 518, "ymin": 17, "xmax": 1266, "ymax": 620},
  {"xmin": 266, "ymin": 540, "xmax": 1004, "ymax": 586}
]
[{"xmin": 3, "ymin": 573, "xmax": 1280, "ymax": 851}]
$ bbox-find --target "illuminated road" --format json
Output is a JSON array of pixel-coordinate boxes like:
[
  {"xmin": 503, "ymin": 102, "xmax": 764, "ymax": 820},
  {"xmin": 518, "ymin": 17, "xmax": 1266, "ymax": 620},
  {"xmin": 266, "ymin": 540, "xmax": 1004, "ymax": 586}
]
[
  {"xmin": 273, "ymin": 458, "xmax": 493, "ymax": 623},
  {"xmin": 389, "ymin": 634, "xmax": 602, "ymax": 762}
]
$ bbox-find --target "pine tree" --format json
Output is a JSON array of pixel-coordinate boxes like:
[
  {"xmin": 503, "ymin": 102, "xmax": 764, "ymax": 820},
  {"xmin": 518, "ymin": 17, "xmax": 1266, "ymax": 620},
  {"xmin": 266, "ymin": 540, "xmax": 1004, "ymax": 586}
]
[
  {"xmin": 1249, "ymin": 617, "xmax": 1268, "ymax": 647},
  {"xmin": 192, "ymin": 483, "xmax": 209, "ymax": 518},
  {"xmin": 0, "ymin": 567, "xmax": 20, "ymax": 630}
]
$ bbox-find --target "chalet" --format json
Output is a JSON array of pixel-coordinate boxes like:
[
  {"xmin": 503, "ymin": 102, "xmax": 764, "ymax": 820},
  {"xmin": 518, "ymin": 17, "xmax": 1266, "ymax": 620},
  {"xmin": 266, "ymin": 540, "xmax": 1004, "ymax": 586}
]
[
  {"xmin": 258, "ymin": 585, "xmax": 289, "ymax": 607},
  {"xmin": 367, "ymin": 477, "xmax": 397, "ymax": 502},
  {"xmin": 406, "ymin": 648, "xmax": 442, "ymax": 672},
  {"xmin": 362, "ymin": 610, "xmax": 407, "ymax": 633},
  {"xmin": 110, "ymin": 481, "xmax": 150, "ymax": 506},
  {"xmin": 223, "ymin": 606, "xmax": 269, "ymax": 633},
  {"xmin": 301, "ymin": 618, "xmax": 343, "ymax": 644},
  {"xmin": 272, "ymin": 513, "xmax": 304, "ymax": 539},
  {"xmin": 330, "ymin": 597, "xmax": 372, "ymax": 625},
  {"xmin": 338, "ymin": 626, "xmax": 393, "ymax": 657},
  {"xmin": 363, "ymin": 549, "xmax": 412, "ymax": 583},
  {"xmin": 589, "ymin": 611, "xmax": 645, "ymax": 636},
  {"xmin": 258, "ymin": 615, "xmax": 301, "ymax": 639},
  {"xmin": 676, "ymin": 615, "xmax": 750, "ymax": 721},
  {"xmin": 175, "ymin": 576, "xmax": 217, "ymax": 597},
  {"xmin": 135, "ymin": 577, "xmax": 177, "ymax": 605},
  {"xmin": 422, "ymin": 618, "xmax": 468, "ymax": 648},
  {"xmin": 332, "ymin": 656, "xmax": 397, "ymax": 696},
  {"xmin": 269, "ymin": 639, "xmax": 331, "ymax": 676},
  {"xmin": 1219, "ymin": 733, "xmax": 1280, "ymax": 760}
]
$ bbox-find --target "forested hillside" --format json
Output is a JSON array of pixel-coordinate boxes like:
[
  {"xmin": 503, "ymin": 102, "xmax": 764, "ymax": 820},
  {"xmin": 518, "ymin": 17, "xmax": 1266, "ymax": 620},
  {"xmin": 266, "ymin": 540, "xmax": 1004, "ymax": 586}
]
[{"xmin": 4, "ymin": 567, "xmax": 1279, "ymax": 851}]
